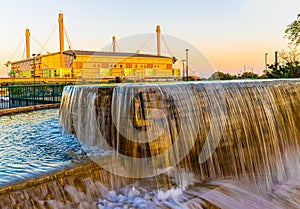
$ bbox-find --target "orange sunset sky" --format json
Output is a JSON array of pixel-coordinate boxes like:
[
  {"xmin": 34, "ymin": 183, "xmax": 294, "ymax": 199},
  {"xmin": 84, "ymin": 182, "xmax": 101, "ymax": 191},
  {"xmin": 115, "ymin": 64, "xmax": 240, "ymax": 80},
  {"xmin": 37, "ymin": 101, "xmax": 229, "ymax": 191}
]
[{"xmin": 0, "ymin": 0, "xmax": 299, "ymax": 78}]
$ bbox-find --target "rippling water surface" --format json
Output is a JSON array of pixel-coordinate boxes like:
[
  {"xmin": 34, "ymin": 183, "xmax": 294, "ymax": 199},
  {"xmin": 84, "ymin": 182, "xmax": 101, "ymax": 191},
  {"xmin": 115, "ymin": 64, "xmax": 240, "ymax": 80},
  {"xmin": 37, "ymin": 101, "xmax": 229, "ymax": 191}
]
[{"xmin": 0, "ymin": 109, "xmax": 85, "ymax": 187}]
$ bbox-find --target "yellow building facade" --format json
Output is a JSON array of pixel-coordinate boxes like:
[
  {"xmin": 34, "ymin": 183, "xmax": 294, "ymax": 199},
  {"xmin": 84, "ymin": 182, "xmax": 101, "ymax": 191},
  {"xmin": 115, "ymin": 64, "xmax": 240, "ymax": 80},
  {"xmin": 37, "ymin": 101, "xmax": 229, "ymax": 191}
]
[
  {"xmin": 10, "ymin": 50, "xmax": 180, "ymax": 80},
  {"xmin": 9, "ymin": 13, "xmax": 181, "ymax": 81}
]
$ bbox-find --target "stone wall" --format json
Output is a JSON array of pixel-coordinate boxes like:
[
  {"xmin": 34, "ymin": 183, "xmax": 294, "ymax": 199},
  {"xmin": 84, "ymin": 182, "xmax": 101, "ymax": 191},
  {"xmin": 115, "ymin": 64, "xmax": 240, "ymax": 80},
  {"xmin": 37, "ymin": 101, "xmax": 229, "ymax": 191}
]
[{"xmin": 0, "ymin": 162, "xmax": 127, "ymax": 209}]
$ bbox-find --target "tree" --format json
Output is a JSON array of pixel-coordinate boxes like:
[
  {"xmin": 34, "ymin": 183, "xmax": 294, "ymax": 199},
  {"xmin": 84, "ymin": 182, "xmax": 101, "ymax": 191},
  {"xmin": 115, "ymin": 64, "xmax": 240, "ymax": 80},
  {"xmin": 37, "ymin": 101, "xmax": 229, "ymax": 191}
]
[
  {"xmin": 265, "ymin": 63, "xmax": 286, "ymax": 78},
  {"xmin": 260, "ymin": 14, "xmax": 300, "ymax": 78},
  {"xmin": 279, "ymin": 47, "xmax": 300, "ymax": 64},
  {"xmin": 265, "ymin": 48, "xmax": 300, "ymax": 78},
  {"xmin": 8, "ymin": 70, "xmax": 17, "ymax": 78},
  {"xmin": 208, "ymin": 71, "xmax": 236, "ymax": 80},
  {"xmin": 239, "ymin": 72, "xmax": 259, "ymax": 79},
  {"xmin": 285, "ymin": 13, "xmax": 300, "ymax": 46}
]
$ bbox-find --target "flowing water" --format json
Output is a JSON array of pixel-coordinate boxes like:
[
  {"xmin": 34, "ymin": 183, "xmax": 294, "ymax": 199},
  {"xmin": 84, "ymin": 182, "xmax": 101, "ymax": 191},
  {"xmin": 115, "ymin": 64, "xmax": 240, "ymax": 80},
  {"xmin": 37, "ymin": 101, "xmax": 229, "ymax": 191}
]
[
  {"xmin": 17, "ymin": 79, "xmax": 300, "ymax": 208},
  {"xmin": 0, "ymin": 109, "xmax": 85, "ymax": 187}
]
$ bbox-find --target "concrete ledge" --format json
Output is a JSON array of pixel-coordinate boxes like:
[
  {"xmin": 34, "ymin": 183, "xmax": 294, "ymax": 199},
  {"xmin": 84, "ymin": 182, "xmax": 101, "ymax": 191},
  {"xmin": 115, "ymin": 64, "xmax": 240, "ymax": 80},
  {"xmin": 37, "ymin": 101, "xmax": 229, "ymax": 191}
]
[
  {"xmin": 0, "ymin": 103, "xmax": 60, "ymax": 116},
  {"xmin": 0, "ymin": 161, "xmax": 124, "ymax": 209},
  {"xmin": 0, "ymin": 161, "xmax": 99, "ymax": 196}
]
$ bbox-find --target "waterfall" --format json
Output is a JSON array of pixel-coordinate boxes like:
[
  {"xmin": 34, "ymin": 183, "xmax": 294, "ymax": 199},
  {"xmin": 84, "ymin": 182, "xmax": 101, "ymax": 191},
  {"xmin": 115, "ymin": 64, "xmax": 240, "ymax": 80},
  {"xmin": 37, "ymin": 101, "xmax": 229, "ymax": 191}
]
[
  {"xmin": 59, "ymin": 81, "xmax": 300, "ymax": 185},
  {"xmin": 58, "ymin": 80, "xmax": 300, "ymax": 208}
]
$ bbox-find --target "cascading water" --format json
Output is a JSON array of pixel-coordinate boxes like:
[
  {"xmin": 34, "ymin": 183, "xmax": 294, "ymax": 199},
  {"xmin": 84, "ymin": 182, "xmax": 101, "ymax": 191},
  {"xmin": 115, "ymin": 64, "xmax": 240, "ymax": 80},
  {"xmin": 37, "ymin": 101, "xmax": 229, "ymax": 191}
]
[{"xmin": 57, "ymin": 80, "xmax": 300, "ymax": 208}]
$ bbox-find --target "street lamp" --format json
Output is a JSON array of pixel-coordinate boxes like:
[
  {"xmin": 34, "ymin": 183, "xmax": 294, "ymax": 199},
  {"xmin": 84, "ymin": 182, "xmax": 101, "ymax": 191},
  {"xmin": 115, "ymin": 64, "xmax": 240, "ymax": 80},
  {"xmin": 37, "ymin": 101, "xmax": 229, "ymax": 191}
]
[
  {"xmin": 265, "ymin": 53, "xmax": 268, "ymax": 72},
  {"xmin": 243, "ymin": 65, "xmax": 246, "ymax": 79},
  {"xmin": 182, "ymin": 60, "xmax": 185, "ymax": 80},
  {"xmin": 185, "ymin": 49, "xmax": 189, "ymax": 81},
  {"xmin": 32, "ymin": 53, "xmax": 41, "ymax": 85}
]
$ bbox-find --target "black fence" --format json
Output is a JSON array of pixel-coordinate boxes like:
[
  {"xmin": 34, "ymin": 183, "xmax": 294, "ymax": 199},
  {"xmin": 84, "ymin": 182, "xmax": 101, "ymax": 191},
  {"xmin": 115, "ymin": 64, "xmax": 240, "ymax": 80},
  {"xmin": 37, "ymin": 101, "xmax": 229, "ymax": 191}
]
[{"xmin": 0, "ymin": 84, "xmax": 66, "ymax": 109}]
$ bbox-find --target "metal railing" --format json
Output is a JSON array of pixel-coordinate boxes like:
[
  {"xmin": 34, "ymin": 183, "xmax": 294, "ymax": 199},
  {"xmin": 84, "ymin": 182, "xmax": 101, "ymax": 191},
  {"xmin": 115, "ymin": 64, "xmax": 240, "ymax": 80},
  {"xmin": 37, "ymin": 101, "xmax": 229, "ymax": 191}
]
[{"xmin": 0, "ymin": 84, "xmax": 66, "ymax": 109}]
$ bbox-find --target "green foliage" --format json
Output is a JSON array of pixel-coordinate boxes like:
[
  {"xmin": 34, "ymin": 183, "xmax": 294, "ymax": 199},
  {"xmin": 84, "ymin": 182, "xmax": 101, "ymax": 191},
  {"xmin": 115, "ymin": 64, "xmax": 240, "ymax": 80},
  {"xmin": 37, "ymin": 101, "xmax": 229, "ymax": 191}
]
[
  {"xmin": 265, "ymin": 48, "xmax": 300, "ymax": 78},
  {"xmin": 8, "ymin": 70, "xmax": 17, "ymax": 78},
  {"xmin": 285, "ymin": 13, "xmax": 300, "ymax": 46},
  {"xmin": 208, "ymin": 71, "xmax": 237, "ymax": 80},
  {"xmin": 258, "ymin": 74, "xmax": 268, "ymax": 79},
  {"xmin": 115, "ymin": 76, "xmax": 121, "ymax": 83},
  {"xmin": 239, "ymin": 72, "xmax": 259, "ymax": 79},
  {"xmin": 266, "ymin": 62, "xmax": 300, "ymax": 78}
]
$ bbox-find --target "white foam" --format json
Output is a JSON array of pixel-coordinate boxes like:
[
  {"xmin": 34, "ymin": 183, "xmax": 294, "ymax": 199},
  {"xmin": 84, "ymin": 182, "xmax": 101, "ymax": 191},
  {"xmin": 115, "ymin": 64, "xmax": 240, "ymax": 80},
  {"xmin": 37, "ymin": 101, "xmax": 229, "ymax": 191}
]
[
  {"xmin": 96, "ymin": 176, "xmax": 300, "ymax": 209},
  {"xmin": 97, "ymin": 186, "xmax": 187, "ymax": 209}
]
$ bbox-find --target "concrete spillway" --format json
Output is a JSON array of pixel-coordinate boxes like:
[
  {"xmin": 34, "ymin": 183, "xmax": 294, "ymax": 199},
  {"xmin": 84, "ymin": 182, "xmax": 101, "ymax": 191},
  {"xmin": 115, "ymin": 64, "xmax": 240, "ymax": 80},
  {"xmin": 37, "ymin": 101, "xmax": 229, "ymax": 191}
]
[{"xmin": 59, "ymin": 81, "xmax": 300, "ymax": 184}]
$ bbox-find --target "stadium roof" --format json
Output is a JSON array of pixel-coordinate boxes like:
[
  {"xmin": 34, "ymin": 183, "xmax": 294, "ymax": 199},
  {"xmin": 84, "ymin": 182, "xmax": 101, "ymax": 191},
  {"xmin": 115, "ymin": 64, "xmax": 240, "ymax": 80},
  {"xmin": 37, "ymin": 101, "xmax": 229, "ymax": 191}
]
[{"xmin": 64, "ymin": 50, "xmax": 171, "ymax": 58}]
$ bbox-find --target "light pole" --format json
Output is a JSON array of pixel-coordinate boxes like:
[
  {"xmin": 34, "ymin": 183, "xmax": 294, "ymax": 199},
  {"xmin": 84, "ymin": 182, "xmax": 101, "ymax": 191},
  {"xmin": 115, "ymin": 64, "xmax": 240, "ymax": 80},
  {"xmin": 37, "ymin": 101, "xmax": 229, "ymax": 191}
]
[
  {"xmin": 185, "ymin": 49, "xmax": 189, "ymax": 81},
  {"xmin": 32, "ymin": 53, "xmax": 41, "ymax": 85},
  {"xmin": 275, "ymin": 51, "xmax": 278, "ymax": 68},
  {"xmin": 248, "ymin": 67, "xmax": 254, "ymax": 79},
  {"xmin": 182, "ymin": 60, "xmax": 185, "ymax": 80},
  {"xmin": 265, "ymin": 53, "xmax": 268, "ymax": 72},
  {"xmin": 32, "ymin": 53, "xmax": 36, "ymax": 85}
]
